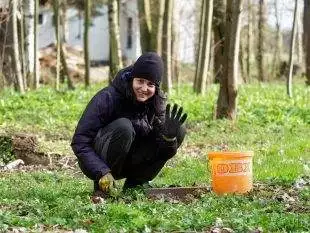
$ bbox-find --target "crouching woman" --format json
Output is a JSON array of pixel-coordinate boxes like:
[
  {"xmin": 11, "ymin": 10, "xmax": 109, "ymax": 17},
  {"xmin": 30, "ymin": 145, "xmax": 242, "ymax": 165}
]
[{"xmin": 71, "ymin": 52, "xmax": 187, "ymax": 195}]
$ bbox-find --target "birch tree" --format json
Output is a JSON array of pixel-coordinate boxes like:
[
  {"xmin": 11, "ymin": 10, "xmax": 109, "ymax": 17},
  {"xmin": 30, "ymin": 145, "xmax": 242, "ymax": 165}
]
[
  {"xmin": 272, "ymin": 0, "xmax": 282, "ymax": 79},
  {"xmin": 0, "ymin": 2, "xmax": 12, "ymax": 88},
  {"xmin": 304, "ymin": 0, "xmax": 310, "ymax": 85},
  {"xmin": 84, "ymin": 0, "xmax": 91, "ymax": 87},
  {"xmin": 161, "ymin": 0, "xmax": 173, "ymax": 93},
  {"xmin": 246, "ymin": 0, "xmax": 252, "ymax": 80},
  {"xmin": 53, "ymin": 0, "xmax": 60, "ymax": 90},
  {"xmin": 150, "ymin": 0, "xmax": 165, "ymax": 54},
  {"xmin": 34, "ymin": 0, "xmax": 39, "ymax": 89},
  {"xmin": 137, "ymin": 0, "xmax": 152, "ymax": 52},
  {"xmin": 52, "ymin": 0, "xmax": 74, "ymax": 90},
  {"xmin": 287, "ymin": 0, "xmax": 298, "ymax": 97},
  {"xmin": 138, "ymin": 0, "xmax": 165, "ymax": 54},
  {"xmin": 108, "ymin": 0, "xmax": 123, "ymax": 83},
  {"xmin": 11, "ymin": 0, "xmax": 24, "ymax": 93},
  {"xmin": 296, "ymin": 5, "xmax": 303, "ymax": 65},
  {"xmin": 216, "ymin": 0, "xmax": 243, "ymax": 119},
  {"xmin": 257, "ymin": 0, "xmax": 267, "ymax": 81},
  {"xmin": 194, "ymin": 0, "xmax": 214, "ymax": 94},
  {"xmin": 212, "ymin": 0, "xmax": 226, "ymax": 84},
  {"xmin": 171, "ymin": 0, "xmax": 180, "ymax": 86},
  {"xmin": 19, "ymin": 4, "xmax": 26, "ymax": 88}
]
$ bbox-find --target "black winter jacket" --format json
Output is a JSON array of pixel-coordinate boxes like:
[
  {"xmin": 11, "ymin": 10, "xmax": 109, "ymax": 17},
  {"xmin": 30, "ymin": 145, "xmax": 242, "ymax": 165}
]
[{"xmin": 71, "ymin": 66, "xmax": 178, "ymax": 179}]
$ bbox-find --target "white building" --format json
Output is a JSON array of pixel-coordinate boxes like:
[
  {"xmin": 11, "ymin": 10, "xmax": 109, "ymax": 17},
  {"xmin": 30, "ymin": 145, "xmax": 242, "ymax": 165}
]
[{"xmin": 38, "ymin": 0, "xmax": 195, "ymax": 64}]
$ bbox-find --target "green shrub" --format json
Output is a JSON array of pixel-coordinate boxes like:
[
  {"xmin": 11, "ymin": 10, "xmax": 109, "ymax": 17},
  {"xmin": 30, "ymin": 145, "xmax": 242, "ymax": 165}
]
[{"xmin": 0, "ymin": 136, "xmax": 15, "ymax": 165}]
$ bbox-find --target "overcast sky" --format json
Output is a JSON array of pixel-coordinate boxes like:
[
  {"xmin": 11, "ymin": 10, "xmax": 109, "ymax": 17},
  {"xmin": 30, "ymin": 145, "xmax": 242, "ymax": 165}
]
[{"xmin": 268, "ymin": 0, "xmax": 303, "ymax": 30}]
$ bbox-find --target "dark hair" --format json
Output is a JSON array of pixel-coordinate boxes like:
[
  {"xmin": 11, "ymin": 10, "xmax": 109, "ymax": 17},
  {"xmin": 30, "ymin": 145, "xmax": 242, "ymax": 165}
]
[{"xmin": 153, "ymin": 86, "xmax": 166, "ymax": 116}]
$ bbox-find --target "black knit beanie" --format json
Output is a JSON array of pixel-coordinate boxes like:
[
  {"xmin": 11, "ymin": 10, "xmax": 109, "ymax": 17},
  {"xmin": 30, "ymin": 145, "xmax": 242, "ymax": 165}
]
[{"xmin": 132, "ymin": 52, "xmax": 164, "ymax": 86}]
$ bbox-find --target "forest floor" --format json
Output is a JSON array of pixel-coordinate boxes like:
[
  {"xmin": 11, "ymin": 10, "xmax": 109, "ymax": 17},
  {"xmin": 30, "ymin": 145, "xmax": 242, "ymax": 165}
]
[{"xmin": 0, "ymin": 82, "xmax": 309, "ymax": 232}]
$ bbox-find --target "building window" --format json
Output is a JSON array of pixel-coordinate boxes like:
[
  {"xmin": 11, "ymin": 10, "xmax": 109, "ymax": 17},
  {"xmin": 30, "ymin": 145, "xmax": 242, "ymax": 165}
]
[
  {"xmin": 38, "ymin": 13, "xmax": 44, "ymax": 25},
  {"xmin": 127, "ymin": 17, "xmax": 132, "ymax": 49}
]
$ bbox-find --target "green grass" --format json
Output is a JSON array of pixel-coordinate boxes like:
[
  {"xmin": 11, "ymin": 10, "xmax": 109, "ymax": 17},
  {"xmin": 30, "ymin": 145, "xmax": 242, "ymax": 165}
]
[{"xmin": 0, "ymin": 82, "xmax": 309, "ymax": 232}]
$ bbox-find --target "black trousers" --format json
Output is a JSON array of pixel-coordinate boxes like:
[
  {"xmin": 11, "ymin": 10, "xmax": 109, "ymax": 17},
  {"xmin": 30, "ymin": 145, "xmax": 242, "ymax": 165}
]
[{"xmin": 87, "ymin": 118, "xmax": 185, "ymax": 188}]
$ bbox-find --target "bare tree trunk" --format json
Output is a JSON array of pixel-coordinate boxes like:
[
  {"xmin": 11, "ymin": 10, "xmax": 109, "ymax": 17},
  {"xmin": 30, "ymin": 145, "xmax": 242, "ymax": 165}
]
[
  {"xmin": 287, "ymin": 0, "xmax": 298, "ymax": 97},
  {"xmin": 246, "ymin": 0, "xmax": 252, "ymax": 80},
  {"xmin": 34, "ymin": 0, "xmax": 40, "ymax": 89},
  {"xmin": 0, "ymin": 6, "xmax": 12, "ymax": 88},
  {"xmin": 272, "ymin": 0, "xmax": 282, "ymax": 79},
  {"xmin": 19, "ymin": 5, "xmax": 26, "ymax": 88},
  {"xmin": 157, "ymin": 0, "xmax": 165, "ymax": 55},
  {"xmin": 138, "ymin": 0, "xmax": 152, "ymax": 52},
  {"xmin": 150, "ymin": 0, "xmax": 165, "ymax": 54},
  {"xmin": 194, "ymin": 0, "xmax": 214, "ymax": 94},
  {"xmin": 53, "ymin": 0, "xmax": 60, "ymax": 90},
  {"xmin": 12, "ymin": 0, "xmax": 24, "ymax": 93},
  {"xmin": 162, "ymin": 0, "xmax": 173, "ymax": 93},
  {"xmin": 84, "ymin": 0, "xmax": 91, "ymax": 87},
  {"xmin": 108, "ymin": 0, "xmax": 123, "ymax": 83},
  {"xmin": 212, "ymin": 0, "xmax": 226, "ymax": 84},
  {"xmin": 216, "ymin": 0, "xmax": 243, "ymax": 120},
  {"xmin": 23, "ymin": 0, "xmax": 34, "ymax": 88},
  {"xmin": 171, "ymin": 9, "xmax": 180, "ymax": 88},
  {"xmin": 60, "ymin": 44, "xmax": 74, "ymax": 89},
  {"xmin": 305, "ymin": 0, "xmax": 310, "ymax": 85},
  {"xmin": 257, "ymin": 0, "xmax": 267, "ymax": 82},
  {"xmin": 239, "ymin": 43, "xmax": 246, "ymax": 83},
  {"xmin": 194, "ymin": 0, "xmax": 206, "ymax": 90},
  {"xmin": 296, "ymin": 7, "xmax": 303, "ymax": 65},
  {"xmin": 171, "ymin": 0, "xmax": 180, "ymax": 84},
  {"xmin": 52, "ymin": 0, "xmax": 74, "ymax": 90},
  {"xmin": 60, "ymin": 0, "xmax": 69, "ymax": 43}
]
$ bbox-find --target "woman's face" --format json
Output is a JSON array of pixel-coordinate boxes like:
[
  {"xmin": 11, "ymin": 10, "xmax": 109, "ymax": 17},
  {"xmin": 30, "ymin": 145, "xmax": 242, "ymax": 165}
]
[{"xmin": 132, "ymin": 78, "xmax": 156, "ymax": 102}]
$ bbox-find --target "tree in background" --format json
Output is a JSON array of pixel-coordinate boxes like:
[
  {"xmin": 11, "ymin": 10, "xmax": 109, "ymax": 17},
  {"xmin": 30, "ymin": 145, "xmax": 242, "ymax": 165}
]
[
  {"xmin": 287, "ymin": 0, "xmax": 299, "ymax": 97},
  {"xmin": 60, "ymin": 0, "xmax": 69, "ymax": 43},
  {"xmin": 212, "ymin": 0, "xmax": 226, "ymax": 84},
  {"xmin": 304, "ymin": 0, "xmax": 310, "ymax": 85},
  {"xmin": 0, "ymin": 1, "xmax": 13, "ymax": 88},
  {"xmin": 137, "ymin": 0, "xmax": 152, "ymax": 53},
  {"xmin": 53, "ymin": 0, "xmax": 60, "ymax": 90},
  {"xmin": 150, "ymin": 0, "xmax": 165, "ymax": 55},
  {"xmin": 138, "ymin": 0, "xmax": 165, "ymax": 54},
  {"xmin": 216, "ymin": 0, "xmax": 243, "ymax": 120},
  {"xmin": 52, "ymin": 0, "xmax": 75, "ymax": 90},
  {"xmin": 19, "ymin": 3, "xmax": 27, "ymax": 89},
  {"xmin": 296, "ymin": 2, "xmax": 303, "ymax": 65},
  {"xmin": 246, "ymin": 0, "xmax": 252, "ymax": 81},
  {"xmin": 84, "ymin": 0, "xmax": 91, "ymax": 87},
  {"xmin": 194, "ymin": 0, "xmax": 214, "ymax": 94},
  {"xmin": 11, "ymin": 0, "xmax": 24, "ymax": 93},
  {"xmin": 108, "ymin": 0, "xmax": 122, "ymax": 83},
  {"xmin": 67, "ymin": 0, "xmax": 107, "ymax": 87},
  {"xmin": 33, "ymin": 0, "xmax": 40, "ymax": 89},
  {"xmin": 257, "ymin": 0, "xmax": 267, "ymax": 82},
  {"xmin": 271, "ymin": 0, "xmax": 282, "ymax": 79},
  {"xmin": 171, "ymin": 0, "xmax": 180, "ymax": 87},
  {"xmin": 161, "ymin": 0, "xmax": 173, "ymax": 93}
]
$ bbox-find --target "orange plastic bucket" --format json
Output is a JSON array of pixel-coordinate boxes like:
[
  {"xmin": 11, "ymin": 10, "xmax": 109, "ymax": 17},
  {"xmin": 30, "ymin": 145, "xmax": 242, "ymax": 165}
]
[{"xmin": 208, "ymin": 151, "xmax": 254, "ymax": 194}]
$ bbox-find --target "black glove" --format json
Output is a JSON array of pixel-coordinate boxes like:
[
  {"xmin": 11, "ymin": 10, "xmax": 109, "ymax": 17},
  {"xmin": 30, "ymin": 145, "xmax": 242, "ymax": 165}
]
[{"xmin": 162, "ymin": 104, "xmax": 187, "ymax": 140}]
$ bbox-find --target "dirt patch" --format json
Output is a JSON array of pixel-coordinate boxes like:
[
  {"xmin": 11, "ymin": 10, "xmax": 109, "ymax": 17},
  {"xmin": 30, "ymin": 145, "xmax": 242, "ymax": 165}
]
[
  {"xmin": 247, "ymin": 179, "xmax": 310, "ymax": 213},
  {"xmin": 0, "ymin": 133, "xmax": 77, "ymax": 169},
  {"xmin": 146, "ymin": 186, "xmax": 211, "ymax": 202},
  {"xmin": 11, "ymin": 133, "xmax": 65, "ymax": 166}
]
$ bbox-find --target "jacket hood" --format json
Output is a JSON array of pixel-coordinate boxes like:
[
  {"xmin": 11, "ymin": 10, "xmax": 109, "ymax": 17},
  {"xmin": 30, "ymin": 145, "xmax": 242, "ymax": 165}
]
[
  {"xmin": 111, "ymin": 65, "xmax": 159, "ymax": 114},
  {"xmin": 111, "ymin": 66, "xmax": 134, "ymax": 100}
]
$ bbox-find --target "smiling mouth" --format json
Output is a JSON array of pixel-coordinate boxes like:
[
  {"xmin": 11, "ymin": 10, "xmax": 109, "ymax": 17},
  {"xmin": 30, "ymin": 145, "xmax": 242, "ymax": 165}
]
[{"xmin": 137, "ymin": 92, "xmax": 147, "ymax": 97}]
